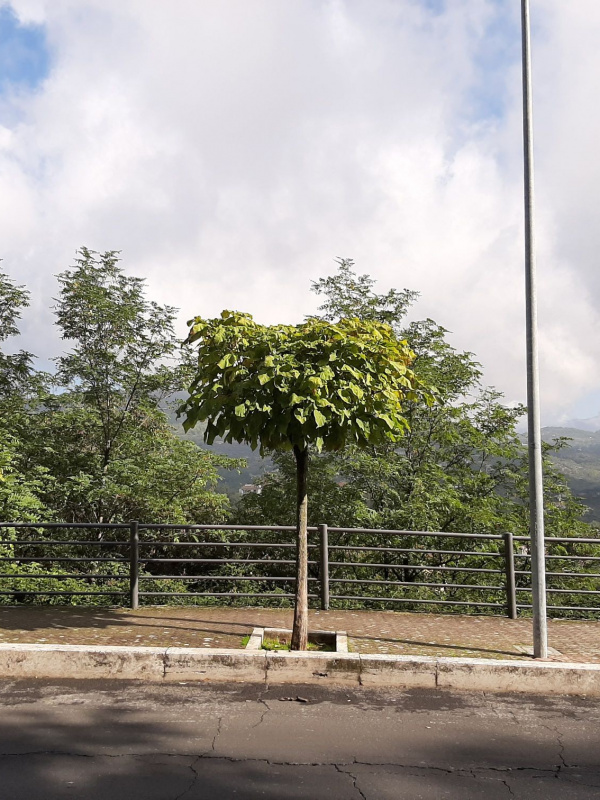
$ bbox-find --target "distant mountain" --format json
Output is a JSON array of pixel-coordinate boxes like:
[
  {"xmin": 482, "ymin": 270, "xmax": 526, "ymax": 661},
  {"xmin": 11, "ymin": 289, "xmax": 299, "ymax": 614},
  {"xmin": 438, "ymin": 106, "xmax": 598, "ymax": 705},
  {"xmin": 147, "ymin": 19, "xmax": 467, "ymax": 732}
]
[
  {"xmin": 561, "ymin": 414, "xmax": 600, "ymax": 433},
  {"xmin": 542, "ymin": 426, "xmax": 600, "ymax": 523}
]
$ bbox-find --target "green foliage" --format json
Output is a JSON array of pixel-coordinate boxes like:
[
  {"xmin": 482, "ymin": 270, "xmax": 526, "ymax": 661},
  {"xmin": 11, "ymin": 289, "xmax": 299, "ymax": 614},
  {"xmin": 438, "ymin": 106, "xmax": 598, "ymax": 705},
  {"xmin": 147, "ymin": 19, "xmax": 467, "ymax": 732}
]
[
  {"xmin": 0, "ymin": 270, "xmax": 51, "ymax": 519},
  {"xmin": 181, "ymin": 307, "xmax": 428, "ymax": 648},
  {"xmin": 235, "ymin": 449, "xmax": 368, "ymax": 528},
  {"xmin": 0, "ymin": 270, "xmax": 34, "ymax": 413},
  {"xmin": 1, "ymin": 251, "xmax": 598, "ymax": 619},
  {"xmin": 180, "ymin": 311, "xmax": 424, "ymax": 454},
  {"xmin": 0, "ymin": 431, "xmax": 49, "ymax": 522},
  {"xmin": 2, "ymin": 249, "xmax": 240, "ymax": 526},
  {"xmin": 232, "ymin": 260, "xmax": 600, "ymax": 618},
  {"xmin": 312, "ymin": 257, "xmax": 419, "ymax": 327},
  {"xmin": 54, "ymin": 248, "xmax": 182, "ymax": 462},
  {"xmin": 242, "ymin": 259, "xmax": 592, "ymax": 538}
]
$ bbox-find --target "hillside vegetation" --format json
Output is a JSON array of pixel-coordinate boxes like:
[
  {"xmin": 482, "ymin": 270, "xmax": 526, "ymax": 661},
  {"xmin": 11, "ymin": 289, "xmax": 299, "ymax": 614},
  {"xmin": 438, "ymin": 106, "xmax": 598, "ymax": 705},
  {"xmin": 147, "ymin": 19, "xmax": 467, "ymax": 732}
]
[{"xmin": 543, "ymin": 427, "xmax": 600, "ymax": 523}]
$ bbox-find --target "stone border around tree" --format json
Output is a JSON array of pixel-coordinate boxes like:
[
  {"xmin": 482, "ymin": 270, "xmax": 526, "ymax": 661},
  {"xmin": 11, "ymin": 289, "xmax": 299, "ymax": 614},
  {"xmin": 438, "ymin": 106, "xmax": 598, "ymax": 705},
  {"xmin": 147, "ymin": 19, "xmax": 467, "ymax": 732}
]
[{"xmin": 245, "ymin": 627, "xmax": 348, "ymax": 653}]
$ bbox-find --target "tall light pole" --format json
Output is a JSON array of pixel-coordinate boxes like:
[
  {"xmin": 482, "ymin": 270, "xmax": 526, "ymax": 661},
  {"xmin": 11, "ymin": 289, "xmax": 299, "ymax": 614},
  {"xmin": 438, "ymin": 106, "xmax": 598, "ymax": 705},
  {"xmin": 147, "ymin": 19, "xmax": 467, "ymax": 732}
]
[{"xmin": 521, "ymin": 0, "xmax": 548, "ymax": 658}]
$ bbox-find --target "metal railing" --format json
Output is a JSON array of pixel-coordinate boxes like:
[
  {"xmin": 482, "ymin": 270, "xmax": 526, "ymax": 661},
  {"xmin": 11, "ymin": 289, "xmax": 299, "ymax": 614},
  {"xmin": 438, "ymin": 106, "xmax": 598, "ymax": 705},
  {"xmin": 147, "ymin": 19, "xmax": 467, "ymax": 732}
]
[{"xmin": 1, "ymin": 522, "xmax": 599, "ymax": 618}]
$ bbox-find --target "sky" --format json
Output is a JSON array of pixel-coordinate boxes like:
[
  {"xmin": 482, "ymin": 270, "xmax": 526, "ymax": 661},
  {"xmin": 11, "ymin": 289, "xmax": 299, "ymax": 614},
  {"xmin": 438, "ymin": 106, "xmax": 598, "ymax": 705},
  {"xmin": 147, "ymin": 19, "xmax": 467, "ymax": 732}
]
[{"xmin": 1, "ymin": 0, "xmax": 599, "ymax": 425}]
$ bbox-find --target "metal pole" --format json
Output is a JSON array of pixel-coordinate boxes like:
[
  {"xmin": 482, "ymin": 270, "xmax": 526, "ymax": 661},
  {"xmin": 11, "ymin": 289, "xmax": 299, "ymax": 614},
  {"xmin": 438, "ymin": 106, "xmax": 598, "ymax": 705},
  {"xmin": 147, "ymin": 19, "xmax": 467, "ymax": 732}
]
[
  {"xmin": 503, "ymin": 532, "xmax": 518, "ymax": 620},
  {"xmin": 521, "ymin": 0, "xmax": 548, "ymax": 657},
  {"xmin": 319, "ymin": 523, "xmax": 330, "ymax": 610},
  {"xmin": 129, "ymin": 519, "xmax": 139, "ymax": 610}
]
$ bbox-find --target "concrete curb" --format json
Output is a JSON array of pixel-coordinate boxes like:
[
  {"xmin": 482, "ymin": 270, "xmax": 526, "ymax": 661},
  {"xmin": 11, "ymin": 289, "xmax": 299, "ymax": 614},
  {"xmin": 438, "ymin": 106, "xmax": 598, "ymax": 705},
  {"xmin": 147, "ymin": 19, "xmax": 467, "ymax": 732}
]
[{"xmin": 1, "ymin": 643, "xmax": 599, "ymax": 695}]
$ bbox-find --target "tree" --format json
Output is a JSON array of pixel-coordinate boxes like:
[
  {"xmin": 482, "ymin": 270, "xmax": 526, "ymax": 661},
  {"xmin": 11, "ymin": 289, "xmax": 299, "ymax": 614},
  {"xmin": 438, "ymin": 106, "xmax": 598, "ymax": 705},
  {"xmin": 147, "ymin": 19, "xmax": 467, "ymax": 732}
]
[
  {"xmin": 54, "ymin": 248, "xmax": 181, "ymax": 481},
  {"xmin": 0, "ymin": 269, "xmax": 34, "ymax": 416},
  {"xmin": 14, "ymin": 248, "xmax": 238, "ymax": 525},
  {"xmin": 231, "ymin": 261, "xmax": 598, "ymax": 615},
  {"xmin": 180, "ymin": 311, "xmax": 424, "ymax": 649},
  {"xmin": 239, "ymin": 261, "xmax": 531, "ymax": 534},
  {"xmin": 0, "ymin": 269, "xmax": 50, "ymax": 520}
]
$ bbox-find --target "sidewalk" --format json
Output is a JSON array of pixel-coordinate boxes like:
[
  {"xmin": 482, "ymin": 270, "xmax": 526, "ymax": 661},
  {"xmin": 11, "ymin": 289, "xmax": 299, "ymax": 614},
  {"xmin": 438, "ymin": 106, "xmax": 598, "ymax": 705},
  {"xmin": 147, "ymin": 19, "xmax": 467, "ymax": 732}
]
[{"xmin": 1, "ymin": 605, "xmax": 599, "ymax": 662}]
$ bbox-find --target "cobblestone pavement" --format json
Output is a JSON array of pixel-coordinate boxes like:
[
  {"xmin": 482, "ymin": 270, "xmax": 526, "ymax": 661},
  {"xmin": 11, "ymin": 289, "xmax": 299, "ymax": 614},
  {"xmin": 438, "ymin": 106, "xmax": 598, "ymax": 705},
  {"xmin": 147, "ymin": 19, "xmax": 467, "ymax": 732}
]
[{"xmin": 1, "ymin": 605, "xmax": 599, "ymax": 662}]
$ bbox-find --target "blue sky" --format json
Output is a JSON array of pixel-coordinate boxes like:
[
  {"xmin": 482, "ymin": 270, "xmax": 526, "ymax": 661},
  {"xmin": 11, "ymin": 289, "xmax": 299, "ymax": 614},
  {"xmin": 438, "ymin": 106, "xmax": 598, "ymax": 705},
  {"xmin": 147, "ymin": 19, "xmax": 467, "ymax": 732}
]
[
  {"xmin": 469, "ymin": 3, "xmax": 520, "ymax": 122},
  {"xmin": 1, "ymin": 0, "xmax": 599, "ymax": 425},
  {"xmin": 0, "ymin": 5, "xmax": 50, "ymax": 94}
]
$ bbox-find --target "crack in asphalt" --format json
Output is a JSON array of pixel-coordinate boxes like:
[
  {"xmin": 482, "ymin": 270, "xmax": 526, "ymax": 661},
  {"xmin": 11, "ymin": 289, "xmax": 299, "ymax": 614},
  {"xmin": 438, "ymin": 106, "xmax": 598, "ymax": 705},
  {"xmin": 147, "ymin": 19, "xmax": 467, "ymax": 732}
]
[
  {"xmin": 249, "ymin": 685, "xmax": 272, "ymax": 731},
  {"xmin": 3, "ymin": 749, "xmax": 600, "ymax": 792},
  {"xmin": 251, "ymin": 697, "xmax": 271, "ymax": 730},
  {"xmin": 483, "ymin": 693, "xmax": 520, "ymax": 725},
  {"xmin": 334, "ymin": 764, "xmax": 367, "ymax": 800},
  {"xmin": 556, "ymin": 730, "xmax": 568, "ymax": 769},
  {"xmin": 541, "ymin": 722, "xmax": 569, "ymax": 773},
  {"xmin": 0, "ymin": 751, "xmax": 588, "ymax": 775},
  {"xmin": 172, "ymin": 755, "xmax": 201, "ymax": 800},
  {"xmin": 211, "ymin": 716, "xmax": 223, "ymax": 752}
]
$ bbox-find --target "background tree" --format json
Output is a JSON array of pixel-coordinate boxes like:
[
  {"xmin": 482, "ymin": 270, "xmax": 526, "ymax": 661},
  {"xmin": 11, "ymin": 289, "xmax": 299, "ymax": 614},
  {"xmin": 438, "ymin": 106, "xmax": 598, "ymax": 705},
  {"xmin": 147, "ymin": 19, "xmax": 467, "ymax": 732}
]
[
  {"xmin": 310, "ymin": 260, "xmax": 580, "ymax": 536},
  {"xmin": 0, "ymin": 270, "xmax": 34, "ymax": 417},
  {"xmin": 13, "ymin": 249, "xmax": 238, "ymax": 525},
  {"xmin": 232, "ymin": 261, "xmax": 597, "ymax": 613},
  {"xmin": 180, "ymin": 311, "xmax": 424, "ymax": 648},
  {"xmin": 0, "ymin": 270, "xmax": 50, "ymax": 520}
]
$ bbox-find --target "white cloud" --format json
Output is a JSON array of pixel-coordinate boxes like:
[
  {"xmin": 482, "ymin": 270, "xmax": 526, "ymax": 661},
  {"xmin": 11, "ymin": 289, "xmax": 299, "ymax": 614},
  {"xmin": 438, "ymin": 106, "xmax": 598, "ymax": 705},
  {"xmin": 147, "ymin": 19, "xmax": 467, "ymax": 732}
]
[{"xmin": 1, "ymin": 0, "xmax": 600, "ymax": 422}]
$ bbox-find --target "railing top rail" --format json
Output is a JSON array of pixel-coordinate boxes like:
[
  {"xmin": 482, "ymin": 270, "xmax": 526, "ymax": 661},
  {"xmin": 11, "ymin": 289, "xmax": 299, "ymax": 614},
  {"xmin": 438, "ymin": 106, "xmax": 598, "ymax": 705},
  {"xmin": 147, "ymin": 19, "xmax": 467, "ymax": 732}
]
[
  {"xmin": 327, "ymin": 528, "xmax": 503, "ymax": 540},
  {"xmin": 0, "ymin": 540, "xmax": 130, "ymax": 546},
  {"xmin": 137, "ymin": 524, "xmax": 316, "ymax": 532},
  {"xmin": 0, "ymin": 522, "xmax": 129, "ymax": 529},
  {"xmin": 1, "ymin": 522, "xmax": 598, "ymax": 545},
  {"xmin": 513, "ymin": 535, "xmax": 600, "ymax": 544}
]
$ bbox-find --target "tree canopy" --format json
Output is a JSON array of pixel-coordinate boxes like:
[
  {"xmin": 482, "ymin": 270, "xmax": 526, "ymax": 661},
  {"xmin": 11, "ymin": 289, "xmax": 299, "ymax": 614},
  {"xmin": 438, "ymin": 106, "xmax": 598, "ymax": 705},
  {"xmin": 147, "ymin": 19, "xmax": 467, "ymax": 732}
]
[
  {"xmin": 180, "ymin": 311, "xmax": 425, "ymax": 454},
  {"xmin": 237, "ymin": 259, "xmax": 592, "ymax": 540},
  {"xmin": 180, "ymin": 310, "xmax": 426, "ymax": 648},
  {"xmin": 1, "ymin": 249, "xmax": 239, "ymax": 526}
]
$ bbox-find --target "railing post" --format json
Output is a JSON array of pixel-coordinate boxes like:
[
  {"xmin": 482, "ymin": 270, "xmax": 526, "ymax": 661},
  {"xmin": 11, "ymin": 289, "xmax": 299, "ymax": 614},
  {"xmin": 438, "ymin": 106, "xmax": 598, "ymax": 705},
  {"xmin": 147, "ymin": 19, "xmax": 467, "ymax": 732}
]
[
  {"xmin": 319, "ymin": 523, "xmax": 329, "ymax": 611},
  {"xmin": 503, "ymin": 532, "xmax": 517, "ymax": 619},
  {"xmin": 129, "ymin": 520, "xmax": 139, "ymax": 610}
]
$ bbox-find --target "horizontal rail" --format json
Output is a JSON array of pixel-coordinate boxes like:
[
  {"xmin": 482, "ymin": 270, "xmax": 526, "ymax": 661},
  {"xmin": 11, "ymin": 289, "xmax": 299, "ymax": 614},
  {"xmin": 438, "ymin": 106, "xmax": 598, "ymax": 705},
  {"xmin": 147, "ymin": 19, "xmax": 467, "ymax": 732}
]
[
  {"xmin": 0, "ymin": 523, "xmax": 128, "ymax": 529},
  {"xmin": 328, "ymin": 545, "xmax": 503, "ymax": 558},
  {"xmin": 543, "ymin": 554, "xmax": 600, "ymax": 562},
  {"xmin": 139, "ymin": 558, "xmax": 316, "ymax": 565},
  {"xmin": 515, "ymin": 570, "xmax": 600, "ymax": 579},
  {"xmin": 138, "ymin": 592, "xmax": 318, "ymax": 598},
  {"xmin": 516, "ymin": 587, "xmax": 600, "ymax": 596},
  {"xmin": 0, "ymin": 540, "xmax": 130, "ymax": 546},
  {"xmin": 513, "ymin": 535, "xmax": 600, "ymax": 544},
  {"xmin": 0, "ymin": 557, "xmax": 127, "ymax": 563},
  {"xmin": 0, "ymin": 574, "xmax": 126, "ymax": 579},
  {"xmin": 138, "ymin": 575, "xmax": 317, "ymax": 582},
  {"xmin": 329, "ymin": 561, "xmax": 504, "ymax": 574},
  {"xmin": 328, "ymin": 528, "xmax": 503, "ymax": 540},
  {"xmin": 139, "ymin": 524, "xmax": 315, "ymax": 532},
  {"xmin": 138, "ymin": 542, "xmax": 300, "ymax": 549},
  {"xmin": 518, "ymin": 604, "xmax": 600, "ymax": 612},
  {"xmin": 0, "ymin": 590, "xmax": 127, "ymax": 596},
  {"xmin": 329, "ymin": 595, "xmax": 505, "ymax": 608},
  {"xmin": 328, "ymin": 578, "xmax": 504, "ymax": 590}
]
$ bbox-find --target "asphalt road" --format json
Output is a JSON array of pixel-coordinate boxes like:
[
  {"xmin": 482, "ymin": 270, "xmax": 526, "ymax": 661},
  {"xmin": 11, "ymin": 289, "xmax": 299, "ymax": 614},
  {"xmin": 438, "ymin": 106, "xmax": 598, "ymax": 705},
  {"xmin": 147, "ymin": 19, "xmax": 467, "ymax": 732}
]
[{"xmin": 0, "ymin": 680, "xmax": 599, "ymax": 799}]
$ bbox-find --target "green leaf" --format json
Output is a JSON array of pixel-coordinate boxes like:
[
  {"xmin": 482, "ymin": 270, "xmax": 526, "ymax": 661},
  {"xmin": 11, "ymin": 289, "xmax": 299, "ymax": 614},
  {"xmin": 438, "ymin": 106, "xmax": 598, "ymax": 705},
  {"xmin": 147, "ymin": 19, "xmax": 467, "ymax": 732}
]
[{"xmin": 313, "ymin": 409, "xmax": 327, "ymax": 428}]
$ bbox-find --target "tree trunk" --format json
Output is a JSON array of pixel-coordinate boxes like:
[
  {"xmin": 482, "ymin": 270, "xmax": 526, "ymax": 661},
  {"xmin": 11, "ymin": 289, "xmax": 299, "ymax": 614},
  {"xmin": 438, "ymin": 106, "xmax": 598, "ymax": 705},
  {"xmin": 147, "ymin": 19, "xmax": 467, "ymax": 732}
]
[{"xmin": 291, "ymin": 444, "xmax": 309, "ymax": 651}]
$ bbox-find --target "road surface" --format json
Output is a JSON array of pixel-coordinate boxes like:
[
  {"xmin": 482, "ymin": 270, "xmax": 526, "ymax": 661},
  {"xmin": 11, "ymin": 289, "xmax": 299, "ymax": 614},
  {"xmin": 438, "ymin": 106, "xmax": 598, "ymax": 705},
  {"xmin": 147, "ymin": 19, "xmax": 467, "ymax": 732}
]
[{"xmin": 0, "ymin": 679, "xmax": 599, "ymax": 798}]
